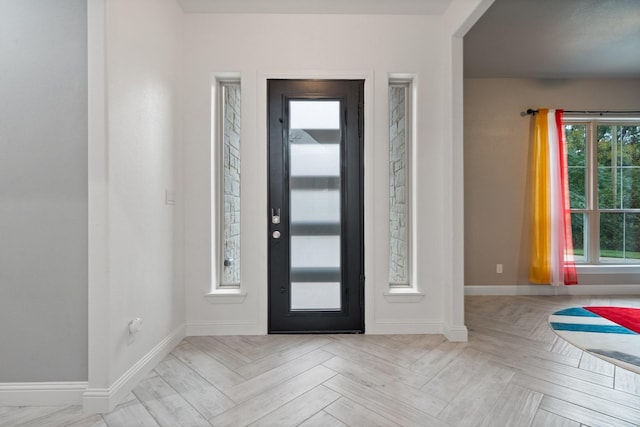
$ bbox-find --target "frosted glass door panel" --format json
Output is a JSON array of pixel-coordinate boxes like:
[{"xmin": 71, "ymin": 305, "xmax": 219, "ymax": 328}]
[
  {"xmin": 291, "ymin": 236, "xmax": 340, "ymax": 268},
  {"xmin": 290, "ymin": 144, "xmax": 340, "ymax": 176},
  {"xmin": 291, "ymin": 283, "xmax": 341, "ymax": 310},
  {"xmin": 289, "ymin": 99, "xmax": 342, "ymax": 311},
  {"xmin": 290, "ymin": 190, "xmax": 340, "ymax": 223},
  {"xmin": 290, "ymin": 101, "xmax": 340, "ymax": 129}
]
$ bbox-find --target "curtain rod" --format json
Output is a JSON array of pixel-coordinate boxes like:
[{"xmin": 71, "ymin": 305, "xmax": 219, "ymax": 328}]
[{"xmin": 524, "ymin": 108, "xmax": 640, "ymax": 116}]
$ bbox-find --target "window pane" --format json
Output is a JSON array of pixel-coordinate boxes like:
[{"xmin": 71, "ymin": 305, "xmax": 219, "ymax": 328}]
[
  {"xmin": 571, "ymin": 212, "xmax": 586, "ymax": 262},
  {"xmin": 600, "ymin": 212, "xmax": 640, "ymax": 263},
  {"xmin": 566, "ymin": 124, "xmax": 586, "ymax": 209},
  {"xmin": 389, "ymin": 84, "xmax": 409, "ymax": 286},
  {"xmin": 625, "ymin": 213, "xmax": 640, "ymax": 261},
  {"xmin": 597, "ymin": 124, "xmax": 617, "ymax": 209},
  {"xmin": 221, "ymin": 83, "xmax": 241, "ymax": 285},
  {"xmin": 618, "ymin": 125, "xmax": 640, "ymax": 209}
]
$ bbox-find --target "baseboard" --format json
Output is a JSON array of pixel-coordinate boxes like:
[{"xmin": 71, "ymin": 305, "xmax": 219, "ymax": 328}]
[
  {"xmin": 83, "ymin": 324, "xmax": 185, "ymax": 413},
  {"xmin": 443, "ymin": 324, "xmax": 469, "ymax": 342},
  {"xmin": 0, "ymin": 381, "xmax": 88, "ymax": 406},
  {"xmin": 366, "ymin": 319, "xmax": 445, "ymax": 335},
  {"xmin": 465, "ymin": 284, "xmax": 640, "ymax": 296},
  {"xmin": 186, "ymin": 321, "xmax": 260, "ymax": 336}
]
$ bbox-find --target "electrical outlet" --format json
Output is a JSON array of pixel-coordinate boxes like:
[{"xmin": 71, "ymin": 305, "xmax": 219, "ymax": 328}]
[
  {"xmin": 129, "ymin": 317, "xmax": 143, "ymax": 335},
  {"xmin": 496, "ymin": 264, "xmax": 503, "ymax": 274}
]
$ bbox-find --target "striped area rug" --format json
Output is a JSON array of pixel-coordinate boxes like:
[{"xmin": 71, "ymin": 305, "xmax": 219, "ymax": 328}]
[{"xmin": 549, "ymin": 306, "xmax": 640, "ymax": 374}]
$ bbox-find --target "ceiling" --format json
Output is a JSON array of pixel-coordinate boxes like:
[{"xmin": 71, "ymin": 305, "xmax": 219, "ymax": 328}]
[
  {"xmin": 177, "ymin": 0, "xmax": 452, "ymax": 15},
  {"xmin": 176, "ymin": 0, "xmax": 640, "ymax": 79},
  {"xmin": 464, "ymin": 0, "xmax": 640, "ymax": 78}
]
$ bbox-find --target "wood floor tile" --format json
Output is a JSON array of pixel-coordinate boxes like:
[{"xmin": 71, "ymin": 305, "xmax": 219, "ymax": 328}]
[
  {"xmin": 437, "ymin": 362, "xmax": 514, "ymax": 427},
  {"xmin": 2, "ymin": 295, "xmax": 639, "ymax": 427},
  {"xmin": 324, "ymin": 374, "xmax": 450, "ymax": 427},
  {"xmin": 530, "ymin": 409, "xmax": 580, "ymax": 427},
  {"xmin": 322, "ymin": 356, "xmax": 447, "ymax": 416},
  {"xmin": 331, "ymin": 335, "xmax": 418, "ymax": 368},
  {"xmin": 170, "ymin": 342, "xmax": 245, "ymax": 389},
  {"xmin": 478, "ymin": 383, "xmax": 542, "ymax": 427},
  {"xmin": 0, "ymin": 406, "xmax": 63, "ymax": 426},
  {"xmin": 233, "ymin": 337, "xmax": 334, "ymax": 380},
  {"xmin": 324, "ymin": 397, "xmax": 402, "ymax": 427},
  {"xmin": 152, "ymin": 354, "xmax": 235, "ymax": 419},
  {"xmin": 185, "ymin": 336, "xmax": 252, "ymax": 370},
  {"xmin": 409, "ymin": 340, "xmax": 469, "ymax": 380},
  {"xmin": 323, "ymin": 341, "xmax": 431, "ymax": 389},
  {"xmin": 132, "ymin": 374, "xmax": 211, "ymax": 426},
  {"xmin": 615, "ymin": 366, "xmax": 640, "ymax": 396},
  {"xmin": 539, "ymin": 395, "xmax": 639, "ymax": 427},
  {"xmin": 247, "ymin": 385, "xmax": 339, "ymax": 427},
  {"xmin": 420, "ymin": 347, "xmax": 491, "ymax": 403},
  {"xmin": 12, "ymin": 406, "xmax": 91, "ymax": 427},
  {"xmin": 512, "ymin": 373, "xmax": 640, "ymax": 424},
  {"xmin": 579, "ymin": 351, "xmax": 615, "ymax": 377},
  {"xmin": 63, "ymin": 414, "xmax": 108, "ymax": 427},
  {"xmin": 209, "ymin": 366, "xmax": 337, "ymax": 427},
  {"xmin": 297, "ymin": 410, "xmax": 347, "ymax": 427},
  {"xmin": 223, "ymin": 349, "xmax": 334, "ymax": 403},
  {"xmin": 102, "ymin": 396, "xmax": 160, "ymax": 427}
]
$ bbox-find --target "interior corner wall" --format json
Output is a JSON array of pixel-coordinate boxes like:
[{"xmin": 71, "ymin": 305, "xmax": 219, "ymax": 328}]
[
  {"xmin": 103, "ymin": 0, "xmax": 185, "ymax": 385},
  {"xmin": 464, "ymin": 78, "xmax": 640, "ymax": 287},
  {"xmin": 0, "ymin": 0, "xmax": 88, "ymax": 382}
]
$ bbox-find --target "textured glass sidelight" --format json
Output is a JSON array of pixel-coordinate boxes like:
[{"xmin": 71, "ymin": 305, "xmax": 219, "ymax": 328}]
[
  {"xmin": 389, "ymin": 84, "xmax": 410, "ymax": 286},
  {"xmin": 221, "ymin": 82, "xmax": 241, "ymax": 286},
  {"xmin": 288, "ymin": 100, "xmax": 342, "ymax": 310}
]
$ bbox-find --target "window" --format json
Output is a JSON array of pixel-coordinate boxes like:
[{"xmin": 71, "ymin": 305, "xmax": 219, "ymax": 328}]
[
  {"xmin": 566, "ymin": 117, "xmax": 640, "ymax": 264},
  {"xmin": 215, "ymin": 79, "xmax": 241, "ymax": 288},
  {"xmin": 389, "ymin": 80, "xmax": 412, "ymax": 286}
]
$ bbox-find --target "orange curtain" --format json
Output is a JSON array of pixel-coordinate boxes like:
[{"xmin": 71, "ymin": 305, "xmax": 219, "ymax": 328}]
[{"xmin": 530, "ymin": 109, "xmax": 578, "ymax": 285}]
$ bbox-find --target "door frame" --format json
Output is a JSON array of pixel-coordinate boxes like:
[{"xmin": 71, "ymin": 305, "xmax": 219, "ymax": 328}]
[{"xmin": 256, "ymin": 72, "xmax": 374, "ymax": 334}]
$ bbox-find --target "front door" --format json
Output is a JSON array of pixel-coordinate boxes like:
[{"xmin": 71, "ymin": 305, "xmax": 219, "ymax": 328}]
[{"xmin": 268, "ymin": 79, "xmax": 364, "ymax": 333}]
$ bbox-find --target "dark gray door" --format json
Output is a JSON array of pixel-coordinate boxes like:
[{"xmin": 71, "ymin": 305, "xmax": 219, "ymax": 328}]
[{"xmin": 268, "ymin": 79, "xmax": 364, "ymax": 333}]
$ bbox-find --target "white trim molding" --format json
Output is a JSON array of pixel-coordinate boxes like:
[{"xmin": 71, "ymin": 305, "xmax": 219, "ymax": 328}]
[
  {"xmin": 0, "ymin": 382, "xmax": 88, "ymax": 406},
  {"xmin": 368, "ymin": 319, "xmax": 468, "ymax": 341},
  {"xmin": 186, "ymin": 320, "xmax": 259, "ymax": 336},
  {"xmin": 205, "ymin": 289, "xmax": 248, "ymax": 304},
  {"xmin": 443, "ymin": 324, "xmax": 469, "ymax": 342},
  {"xmin": 82, "ymin": 325, "xmax": 185, "ymax": 414},
  {"xmin": 465, "ymin": 284, "xmax": 640, "ymax": 296},
  {"xmin": 367, "ymin": 319, "xmax": 446, "ymax": 335},
  {"xmin": 382, "ymin": 289, "xmax": 425, "ymax": 303}
]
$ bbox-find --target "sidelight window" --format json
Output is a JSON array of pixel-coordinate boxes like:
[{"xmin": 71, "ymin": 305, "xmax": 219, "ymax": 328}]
[
  {"xmin": 389, "ymin": 80, "xmax": 413, "ymax": 287},
  {"xmin": 215, "ymin": 79, "xmax": 241, "ymax": 288}
]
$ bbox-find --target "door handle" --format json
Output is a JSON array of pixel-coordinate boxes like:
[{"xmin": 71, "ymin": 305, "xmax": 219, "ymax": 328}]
[{"xmin": 272, "ymin": 231, "xmax": 281, "ymax": 239}]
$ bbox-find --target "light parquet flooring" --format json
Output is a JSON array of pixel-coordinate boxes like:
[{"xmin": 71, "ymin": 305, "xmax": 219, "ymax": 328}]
[{"xmin": 3, "ymin": 295, "xmax": 640, "ymax": 426}]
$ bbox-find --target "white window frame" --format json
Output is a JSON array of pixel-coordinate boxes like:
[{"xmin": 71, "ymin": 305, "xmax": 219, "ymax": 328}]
[
  {"xmin": 385, "ymin": 75, "xmax": 422, "ymax": 300},
  {"xmin": 207, "ymin": 75, "xmax": 246, "ymax": 302},
  {"xmin": 565, "ymin": 114, "xmax": 640, "ymax": 269}
]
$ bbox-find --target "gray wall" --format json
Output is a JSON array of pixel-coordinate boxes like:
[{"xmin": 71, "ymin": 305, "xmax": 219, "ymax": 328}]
[
  {"xmin": 0, "ymin": 0, "xmax": 87, "ymax": 381},
  {"xmin": 464, "ymin": 78, "xmax": 640, "ymax": 287}
]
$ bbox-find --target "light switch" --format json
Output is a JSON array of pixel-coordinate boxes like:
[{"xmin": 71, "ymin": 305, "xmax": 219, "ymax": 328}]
[{"xmin": 165, "ymin": 189, "xmax": 175, "ymax": 205}]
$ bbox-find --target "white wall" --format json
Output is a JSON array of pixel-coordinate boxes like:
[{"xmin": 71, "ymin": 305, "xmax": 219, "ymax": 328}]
[
  {"xmin": 0, "ymin": 0, "xmax": 88, "ymax": 382},
  {"xmin": 86, "ymin": 0, "xmax": 185, "ymax": 409},
  {"xmin": 181, "ymin": 9, "xmax": 481, "ymax": 338}
]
